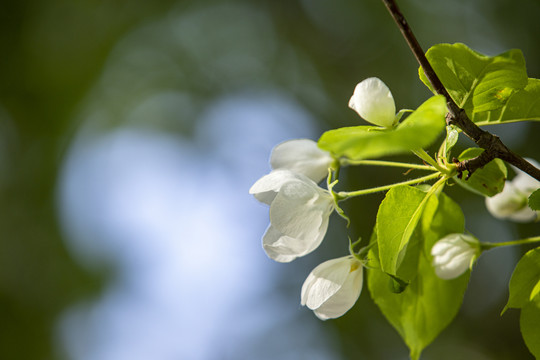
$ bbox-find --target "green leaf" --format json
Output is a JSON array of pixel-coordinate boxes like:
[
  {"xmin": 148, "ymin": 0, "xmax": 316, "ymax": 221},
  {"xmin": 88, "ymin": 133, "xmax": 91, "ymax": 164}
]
[
  {"xmin": 318, "ymin": 95, "xmax": 446, "ymax": 160},
  {"xmin": 376, "ymin": 186, "xmax": 432, "ymax": 280},
  {"xmin": 505, "ymin": 247, "xmax": 540, "ymax": 311},
  {"xmin": 368, "ymin": 193, "xmax": 468, "ymax": 360},
  {"xmin": 473, "ymin": 78, "xmax": 540, "ymax": 125},
  {"xmin": 529, "ymin": 189, "xmax": 540, "ymax": 211},
  {"xmin": 419, "ymin": 43, "xmax": 528, "ymax": 116},
  {"xmin": 520, "ymin": 297, "xmax": 540, "ymax": 359},
  {"xmin": 455, "ymin": 148, "xmax": 507, "ymax": 197}
]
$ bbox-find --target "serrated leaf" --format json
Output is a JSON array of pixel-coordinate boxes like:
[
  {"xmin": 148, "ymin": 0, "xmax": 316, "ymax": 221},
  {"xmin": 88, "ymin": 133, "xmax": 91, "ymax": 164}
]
[
  {"xmin": 520, "ymin": 297, "xmax": 540, "ymax": 358},
  {"xmin": 368, "ymin": 193, "xmax": 468, "ymax": 360},
  {"xmin": 506, "ymin": 247, "xmax": 540, "ymax": 310},
  {"xmin": 419, "ymin": 43, "xmax": 528, "ymax": 117},
  {"xmin": 473, "ymin": 78, "xmax": 540, "ymax": 125},
  {"xmin": 529, "ymin": 189, "xmax": 540, "ymax": 211},
  {"xmin": 455, "ymin": 147, "xmax": 507, "ymax": 197},
  {"xmin": 318, "ymin": 95, "xmax": 446, "ymax": 160}
]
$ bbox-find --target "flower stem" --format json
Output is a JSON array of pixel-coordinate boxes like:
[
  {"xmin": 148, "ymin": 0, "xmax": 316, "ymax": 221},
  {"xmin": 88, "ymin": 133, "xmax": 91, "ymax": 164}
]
[
  {"xmin": 412, "ymin": 149, "xmax": 448, "ymax": 174},
  {"xmin": 340, "ymin": 159, "xmax": 437, "ymax": 171},
  {"xmin": 481, "ymin": 236, "xmax": 540, "ymax": 250},
  {"xmin": 337, "ymin": 172, "xmax": 441, "ymax": 200}
]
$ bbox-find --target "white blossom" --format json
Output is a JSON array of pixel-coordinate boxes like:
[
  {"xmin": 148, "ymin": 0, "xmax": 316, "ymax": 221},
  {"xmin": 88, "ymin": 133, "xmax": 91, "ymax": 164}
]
[
  {"xmin": 301, "ymin": 255, "xmax": 363, "ymax": 320},
  {"xmin": 348, "ymin": 77, "xmax": 396, "ymax": 128},
  {"xmin": 431, "ymin": 234, "xmax": 480, "ymax": 280},
  {"xmin": 270, "ymin": 139, "xmax": 334, "ymax": 183},
  {"xmin": 485, "ymin": 159, "xmax": 540, "ymax": 222},
  {"xmin": 249, "ymin": 170, "xmax": 335, "ymax": 262}
]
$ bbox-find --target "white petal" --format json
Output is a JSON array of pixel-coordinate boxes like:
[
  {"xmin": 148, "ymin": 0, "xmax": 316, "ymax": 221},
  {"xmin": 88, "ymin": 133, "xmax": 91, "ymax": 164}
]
[
  {"xmin": 314, "ymin": 266, "xmax": 363, "ymax": 320},
  {"xmin": 262, "ymin": 226, "xmax": 302, "ymax": 263},
  {"xmin": 301, "ymin": 256, "xmax": 363, "ymax": 320},
  {"xmin": 507, "ymin": 207, "xmax": 539, "ymax": 223},
  {"xmin": 512, "ymin": 172, "xmax": 540, "ymax": 195},
  {"xmin": 511, "ymin": 158, "xmax": 540, "ymax": 193},
  {"xmin": 485, "ymin": 182, "xmax": 527, "ymax": 219},
  {"xmin": 431, "ymin": 234, "xmax": 478, "ymax": 280},
  {"xmin": 269, "ymin": 180, "xmax": 334, "ymax": 240},
  {"xmin": 434, "ymin": 248, "xmax": 476, "ymax": 280},
  {"xmin": 348, "ymin": 77, "xmax": 396, "ymax": 128},
  {"xmin": 270, "ymin": 139, "xmax": 333, "ymax": 183},
  {"xmin": 301, "ymin": 257, "xmax": 350, "ymax": 308},
  {"xmin": 249, "ymin": 169, "xmax": 302, "ymax": 205},
  {"xmin": 263, "ymin": 218, "xmax": 330, "ymax": 263},
  {"xmin": 262, "ymin": 224, "xmax": 329, "ymax": 263}
]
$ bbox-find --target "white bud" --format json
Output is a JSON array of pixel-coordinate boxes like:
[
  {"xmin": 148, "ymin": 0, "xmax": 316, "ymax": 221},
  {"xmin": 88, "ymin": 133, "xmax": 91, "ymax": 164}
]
[
  {"xmin": 301, "ymin": 256, "xmax": 363, "ymax": 320},
  {"xmin": 431, "ymin": 234, "xmax": 480, "ymax": 280},
  {"xmin": 485, "ymin": 158, "xmax": 540, "ymax": 223},
  {"xmin": 348, "ymin": 77, "xmax": 396, "ymax": 128}
]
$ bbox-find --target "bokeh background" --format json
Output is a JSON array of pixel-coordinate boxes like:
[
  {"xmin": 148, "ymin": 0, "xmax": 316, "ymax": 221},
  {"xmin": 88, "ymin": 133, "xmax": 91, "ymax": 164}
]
[{"xmin": 0, "ymin": 0, "xmax": 539, "ymax": 359}]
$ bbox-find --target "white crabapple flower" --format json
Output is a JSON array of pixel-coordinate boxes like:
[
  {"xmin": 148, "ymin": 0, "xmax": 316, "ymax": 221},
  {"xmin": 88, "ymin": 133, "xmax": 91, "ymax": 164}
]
[
  {"xmin": 348, "ymin": 77, "xmax": 397, "ymax": 128},
  {"xmin": 301, "ymin": 255, "xmax": 363, "ymax": 320},
  {"xmin": 249, "ymin": 169, "xmax": 335, "ymax": 262},
  {"xmin": 485, "ymin": 158, "xmax": 540, "ymax": 222},
  {"xmin": 270, "ymin": 139, "xmax": 334, "ymax": 183},
  {"xmin": 431, "ymin": 234, "xmax": 480, "ymax": 280}
]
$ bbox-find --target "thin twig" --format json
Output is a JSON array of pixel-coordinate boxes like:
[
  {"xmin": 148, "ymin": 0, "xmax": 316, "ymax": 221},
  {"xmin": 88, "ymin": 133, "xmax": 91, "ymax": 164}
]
[{"xmin": 381, "ymin": 0, "xmax": 540, "ymax": 181}]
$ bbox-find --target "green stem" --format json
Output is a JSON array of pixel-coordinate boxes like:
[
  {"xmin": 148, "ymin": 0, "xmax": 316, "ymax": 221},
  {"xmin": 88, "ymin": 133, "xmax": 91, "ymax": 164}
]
[
  {"xmin": 340, "ymin": 159, "xmax": 437, "ymax": 171},
  {"xmin": 412, "ymin": 149, "xmax": 448, "ymax": 174},
  {"xmin": 481, "ymin": 236, "xmax": 540, "ymax": 250},
  {"xmin": 338, "ymin": 172, "xmax": 441, "ymax": 200}
]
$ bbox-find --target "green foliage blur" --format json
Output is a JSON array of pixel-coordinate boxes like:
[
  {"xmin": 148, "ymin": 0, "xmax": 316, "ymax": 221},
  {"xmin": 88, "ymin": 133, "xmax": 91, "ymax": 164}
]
[{"xmin": 0, "ymin": 0, "xmax": 538, "ymax": 359}]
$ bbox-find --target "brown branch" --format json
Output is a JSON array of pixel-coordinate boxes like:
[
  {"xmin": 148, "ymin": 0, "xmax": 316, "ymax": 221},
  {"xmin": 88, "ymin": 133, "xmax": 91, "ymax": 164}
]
[{"xmin": 381, "ymin": 0, "xmax": 540, "ymax": 181}]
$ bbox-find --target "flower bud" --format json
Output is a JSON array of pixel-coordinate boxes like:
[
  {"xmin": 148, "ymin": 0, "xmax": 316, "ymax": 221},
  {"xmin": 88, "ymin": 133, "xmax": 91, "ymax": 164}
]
[
  {"xmin": 431, "ymin": 234, "xmax": 480, "ymax": 280},
  {"xmin": 348, "ymin": 77, "xmax": 396, "ymax": 128},
  {"xmin": 270, "ymin": 139, "xmax": 334, "ymax": 184},
  {"xmin": 301, "ymin": 256, "xmax": 363, "ymax": 320},
  {"xmin": 485, "ymin": 159, "xmax": 540, "ymax": 222}
]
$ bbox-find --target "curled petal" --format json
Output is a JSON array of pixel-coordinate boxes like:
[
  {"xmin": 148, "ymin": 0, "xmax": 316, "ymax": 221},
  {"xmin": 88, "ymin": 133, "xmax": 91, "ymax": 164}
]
[
  {"xmin": 262, "ymin": 221, "xmax": 329, "ymax": 263},
  {"xmin": 249, "ymin": 169, "xmax": 303, "ymax": 205},
  {"xmin": 301, "ymin": 256, "xmax": 363, "ymax": 320},
  {"xmin": 270, "ymin": 139, "xmax": 334, "ymax": 183},
  {"xmin": 348, "ymin": 77, "xmax": 396, "ymax": 128}
]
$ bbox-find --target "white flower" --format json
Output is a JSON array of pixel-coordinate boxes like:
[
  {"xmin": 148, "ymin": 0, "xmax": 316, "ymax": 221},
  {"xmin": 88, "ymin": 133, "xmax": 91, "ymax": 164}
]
[
  {"xmin": 485, "ymin": 159, "xmax": 540, "ymax": 222},
  {"xmin": 431, "ymin": 234, "xmax": 480, "ymax": 280},
  {"xmin": 249, "ymin": 170, "xmax": 335, "ymax": 262},
  {"xmin": 270, "ymin": 139, "xmax": 334, "ymax": 183},
  {"xmin": 348, "ymin": 77, "xmax": 396, "ymax": 128},
  {"xmin": 301, "ymin": 255, "xmax": 363, "ymax": 320}
]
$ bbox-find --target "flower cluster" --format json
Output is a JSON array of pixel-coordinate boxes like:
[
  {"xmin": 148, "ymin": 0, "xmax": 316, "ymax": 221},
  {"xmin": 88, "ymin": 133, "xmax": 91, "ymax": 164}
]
[
  {"xmin": 249, "ymin": 76, "xmax": 539, "ymax": 321},
  {"xmin": 251, "ymin": 139, "xmax": 363, "ymax": 319},
  {"xmin": 250, "ymin": 77, "xmax": 400, "ymax": 319}
]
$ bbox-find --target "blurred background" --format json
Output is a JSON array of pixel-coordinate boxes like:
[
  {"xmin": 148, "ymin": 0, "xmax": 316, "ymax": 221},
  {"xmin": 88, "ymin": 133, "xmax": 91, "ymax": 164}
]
[{"xmin": 0, "ymin": 0, "xmax": 539, "ymax": 359}]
